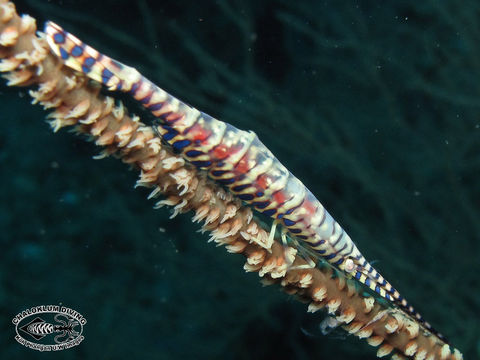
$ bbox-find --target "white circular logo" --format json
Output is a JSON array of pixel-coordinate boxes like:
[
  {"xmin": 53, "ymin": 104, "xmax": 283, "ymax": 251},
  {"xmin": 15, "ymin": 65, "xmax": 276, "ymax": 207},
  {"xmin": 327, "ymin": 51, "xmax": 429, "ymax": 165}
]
[{"xmin": 12, "ymin": 305, "xmax": 86, "ymax": 351}]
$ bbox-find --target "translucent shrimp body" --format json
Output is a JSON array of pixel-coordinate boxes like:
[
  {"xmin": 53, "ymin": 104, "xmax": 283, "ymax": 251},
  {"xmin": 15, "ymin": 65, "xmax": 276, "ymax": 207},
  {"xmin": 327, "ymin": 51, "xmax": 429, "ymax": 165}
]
[{"xmin": 44, "ymin": 21, "xmax": 445, "ymax": 341}]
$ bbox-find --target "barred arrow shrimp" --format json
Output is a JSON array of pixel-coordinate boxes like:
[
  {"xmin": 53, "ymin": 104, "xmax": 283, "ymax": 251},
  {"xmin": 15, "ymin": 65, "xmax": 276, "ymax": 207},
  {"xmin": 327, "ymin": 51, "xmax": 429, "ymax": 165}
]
[{"xmin": 44, "ymin": 21, "xmax": 446, "ymax": 342}]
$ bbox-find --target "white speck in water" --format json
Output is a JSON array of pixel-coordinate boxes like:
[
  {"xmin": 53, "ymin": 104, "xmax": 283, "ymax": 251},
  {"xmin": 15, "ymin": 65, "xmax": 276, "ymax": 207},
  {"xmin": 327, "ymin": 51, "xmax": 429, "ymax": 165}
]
[
  {"xmin": 414, "ymin": 191, "xmax": 421, "ymax": 196},
  {"xmin": 445, "ymin": 140, "xmax": 449, "ymax": 145},
  {"xmin": 158, "ymin": 227, "xmax": 166, "ymax": 233}
]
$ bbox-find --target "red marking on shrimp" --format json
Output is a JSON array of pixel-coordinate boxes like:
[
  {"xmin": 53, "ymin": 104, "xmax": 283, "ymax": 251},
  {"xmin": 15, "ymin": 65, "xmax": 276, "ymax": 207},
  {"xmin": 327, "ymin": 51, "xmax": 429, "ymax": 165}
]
[
  {"xmin": 213, "ymin": 144, "xmax": 243, "ymax": 160},
  {"xmin": 303, "ymin": 199, "xmax": 317, "ymax": 215},
  {"xmin": 273, "ymin": 190, "xmax": 286, "ymax": 204},
  {"xmin": 256, "ymin": 174, "xmax": 269, "ymax": 189},
  {"xmin": 166, "ymin": 112, "xmax": 183, "ymax": 122},
  {"xmin": 187, "ymin": 123, "xmax": 211, "ymax": 142},
  {"xmin": 234, "ymin": 155, "xmax": 250, "ymax": 174},
  {"xmin": 213, "ymin": 144, "xmax": 229, "ymax": 159}
]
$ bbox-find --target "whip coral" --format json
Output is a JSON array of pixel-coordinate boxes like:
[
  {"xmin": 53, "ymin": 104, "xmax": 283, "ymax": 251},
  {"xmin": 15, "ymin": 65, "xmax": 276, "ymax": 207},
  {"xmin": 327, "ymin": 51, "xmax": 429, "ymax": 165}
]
[{"xmin": 0, "ymin": 1, "xmax": 465, "ymax": 358}]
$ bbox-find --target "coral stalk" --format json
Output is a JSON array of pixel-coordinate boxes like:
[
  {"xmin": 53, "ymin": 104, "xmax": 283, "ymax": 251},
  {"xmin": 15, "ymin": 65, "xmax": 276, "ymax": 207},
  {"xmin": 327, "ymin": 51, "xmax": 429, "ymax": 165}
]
[{"xmin": 0, "ymin": 1, "xmax": 462, "ymax": 359}]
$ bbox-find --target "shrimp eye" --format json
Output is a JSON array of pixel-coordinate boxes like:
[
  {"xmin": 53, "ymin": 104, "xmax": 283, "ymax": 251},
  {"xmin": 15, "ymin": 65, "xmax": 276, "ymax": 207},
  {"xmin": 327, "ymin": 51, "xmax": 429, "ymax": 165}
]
[{"xmin": 344, "ymin": 258, "xmax": 355, "ymax": 273}]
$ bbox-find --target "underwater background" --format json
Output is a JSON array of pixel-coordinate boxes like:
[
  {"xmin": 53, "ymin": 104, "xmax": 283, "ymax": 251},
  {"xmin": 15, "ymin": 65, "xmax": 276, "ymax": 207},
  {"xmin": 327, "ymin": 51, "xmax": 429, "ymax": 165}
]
[{"xmin": 1, "ymin": 0, "xmax": 479, "ymax": 359}]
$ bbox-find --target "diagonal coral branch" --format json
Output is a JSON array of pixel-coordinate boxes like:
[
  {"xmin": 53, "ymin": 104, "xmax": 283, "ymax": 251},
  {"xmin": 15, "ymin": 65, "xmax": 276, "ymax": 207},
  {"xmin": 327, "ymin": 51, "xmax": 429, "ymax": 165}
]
[{"xmin": 0, "ymin": 1, "xmax": 463, "ymax": 359}]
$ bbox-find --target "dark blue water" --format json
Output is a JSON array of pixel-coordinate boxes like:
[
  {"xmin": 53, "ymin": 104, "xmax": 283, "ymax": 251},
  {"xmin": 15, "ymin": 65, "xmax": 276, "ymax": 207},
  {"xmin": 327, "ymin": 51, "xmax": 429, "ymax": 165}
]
[{"xmin": 1, "ymin": 1, "xmax": 478, "ymax": 359}]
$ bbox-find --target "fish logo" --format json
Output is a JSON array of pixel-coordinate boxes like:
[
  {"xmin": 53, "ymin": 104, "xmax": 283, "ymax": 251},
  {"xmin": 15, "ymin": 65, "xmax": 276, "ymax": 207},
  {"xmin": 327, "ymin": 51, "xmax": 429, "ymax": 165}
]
[{"xmin": 12, "ymin": 305, "xmax": 86, "ymax": 351}]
